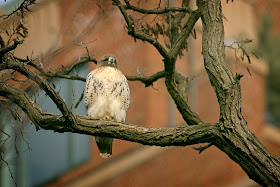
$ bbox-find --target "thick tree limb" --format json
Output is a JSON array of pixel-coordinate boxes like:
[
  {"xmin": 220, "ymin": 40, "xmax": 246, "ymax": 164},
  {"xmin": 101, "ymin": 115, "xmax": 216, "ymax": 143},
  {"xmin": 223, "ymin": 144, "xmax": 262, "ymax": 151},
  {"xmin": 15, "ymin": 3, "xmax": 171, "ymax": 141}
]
[
  {"xmin": 168, "ymin": 0, "xmax": 190, "ymax": 56},
  {"xmin": 0, "ymin": 81, "xmax": 220, "ymax": 146},
  {"xmin": 168, "ymin": 9, "xmax": 200, "ymax": 58},
  {"xmin": 162, "ymin": 6, "xmax": 202, "ymax": 125},
  {"xmin": 197, "ymin": 0, "xmax": 280, "ymax": 186},
  {"xmin": 164, "ymin": 57, "xmax": 203, "ymax": 125}
]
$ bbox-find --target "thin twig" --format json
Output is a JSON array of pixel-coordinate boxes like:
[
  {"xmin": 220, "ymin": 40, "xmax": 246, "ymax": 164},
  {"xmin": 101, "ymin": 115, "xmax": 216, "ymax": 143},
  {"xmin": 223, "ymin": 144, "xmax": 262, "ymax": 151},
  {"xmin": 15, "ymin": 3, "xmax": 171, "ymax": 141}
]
[
  {"xmin": 1, "ymin": 0, "xmax": 36, "ymax": 19},
  {"xmin": 75, "ymin": 91, "xmax": 84, "ymax": 108},
  {"xmin": 124, "ymin": 3, "xmax": 192, "ymax": 14},
  {"xmin": 0, "ymin": 155, "xmax": 17, "ymax": 186},
  {"xmin": 126, "ymin": 70, "xmax": 165, "ymax": 87},
  {"xmin": 193, "ymin": 143, "xmax": 213, "ymax": 154}
]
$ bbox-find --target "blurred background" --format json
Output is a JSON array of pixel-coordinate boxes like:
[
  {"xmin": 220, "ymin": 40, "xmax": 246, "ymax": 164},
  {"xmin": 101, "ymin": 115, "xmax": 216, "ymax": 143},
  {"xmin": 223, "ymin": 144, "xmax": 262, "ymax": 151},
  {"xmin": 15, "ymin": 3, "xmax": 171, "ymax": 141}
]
[{"xmin": 1, "ymin": 0, "xmax": 280, "ymax": 186}]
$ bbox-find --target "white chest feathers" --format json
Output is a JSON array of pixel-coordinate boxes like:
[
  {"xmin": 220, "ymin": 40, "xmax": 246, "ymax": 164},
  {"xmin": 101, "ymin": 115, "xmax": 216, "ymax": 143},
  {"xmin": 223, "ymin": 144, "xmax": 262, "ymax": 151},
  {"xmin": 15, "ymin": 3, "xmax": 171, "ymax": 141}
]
[{"xmin": 84, "ymin": 66, "xmax": 130, "ymax": 122}]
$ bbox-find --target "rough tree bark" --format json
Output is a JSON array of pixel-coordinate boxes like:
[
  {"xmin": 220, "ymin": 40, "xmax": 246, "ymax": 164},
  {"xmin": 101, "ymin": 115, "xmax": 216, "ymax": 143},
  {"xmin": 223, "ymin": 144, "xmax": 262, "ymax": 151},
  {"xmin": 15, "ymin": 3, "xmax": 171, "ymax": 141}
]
[
  {"xmin": 0, "ymin": 0, "xmax": 280, "ymax": 186},
  {"xmin": 197, "ymin": 0, "xmax": 280, "ymax": 186}
]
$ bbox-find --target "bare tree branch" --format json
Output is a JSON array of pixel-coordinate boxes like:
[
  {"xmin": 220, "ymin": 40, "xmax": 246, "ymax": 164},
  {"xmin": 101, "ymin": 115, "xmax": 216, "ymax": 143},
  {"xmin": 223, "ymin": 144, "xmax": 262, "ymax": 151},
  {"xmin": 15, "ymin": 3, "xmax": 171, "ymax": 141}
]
[
  {"xmin": 58, "ymin": 57, "xmax": 98, "ymax": 74},
  {"xmin": 0, "ymin": 39, "xmax": 24, "ymax": 56},
  {"xmin": 15, "ymin": 56, "xmax": 167, "ymax": 85},
  {"xmin": 126, "ymin": 70, "xmax": 165, "ymax": 87},
  {"xmin": 1, "ymin": 0, "xmax": 36, "ymax": 19},
  {"xmin": 126, "ymin": 70, "xmax": 190, "ymax": 88},
  {"xmin": 197, "ymin": 0, "xmax": 280, "ymax": 186},
  {"xmin": 0, "ymin": 154, "xmax": 16, "ymax": 185},
  {"xmin": 1, "ymin": 60, "xmax": 77, "ymax": 128},
  {"xmin": 166, "ymin": 0, "xmax": 192, "ymax": 58},
  {"xmin": 14, "ymin": 56, "xmax": 97, "ymax": 82},
  {"xmin": 113, "ymin": 0, "xmax": 202, "ymax": 126},
  {"xmin": 193, "ymin": 143, "xmax": 213, "ymax": 154},
  {"xmin": 123, "ymin": 1, "xmax": 192, "ymax": 15},
  {"xmin": 168, "ymin": 9, "xmax": 200, "ymax": 58},
  {"xmin": 0, "ymin": 35, "xmax": 6, "ymax": 48},
  {"xmin": 164, "ymin": 56, "xmax": 203, "ymax": 125},
  {"xmin": 113, "ymin": 0, "xmax": 168, "ymax": 59},
  {"xmin": 0, "ymin": 81, "xmax": 220, "ymax": 146}
]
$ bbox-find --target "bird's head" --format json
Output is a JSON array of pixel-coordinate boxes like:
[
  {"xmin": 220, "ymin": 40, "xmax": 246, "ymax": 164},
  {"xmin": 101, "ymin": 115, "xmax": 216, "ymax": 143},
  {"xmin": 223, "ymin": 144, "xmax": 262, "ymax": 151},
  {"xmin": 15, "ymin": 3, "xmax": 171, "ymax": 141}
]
[{"xmin": 97, "ymin": 54, "xmax": 118, "ymax": 68}]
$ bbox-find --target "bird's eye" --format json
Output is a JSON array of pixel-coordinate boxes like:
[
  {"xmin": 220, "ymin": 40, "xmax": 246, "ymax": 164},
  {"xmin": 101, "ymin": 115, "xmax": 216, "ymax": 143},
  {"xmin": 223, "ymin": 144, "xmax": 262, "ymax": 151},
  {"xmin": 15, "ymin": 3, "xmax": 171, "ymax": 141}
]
[{"xmin": 103, "ymin": 58, "xmax": 109, "ymax": 61}]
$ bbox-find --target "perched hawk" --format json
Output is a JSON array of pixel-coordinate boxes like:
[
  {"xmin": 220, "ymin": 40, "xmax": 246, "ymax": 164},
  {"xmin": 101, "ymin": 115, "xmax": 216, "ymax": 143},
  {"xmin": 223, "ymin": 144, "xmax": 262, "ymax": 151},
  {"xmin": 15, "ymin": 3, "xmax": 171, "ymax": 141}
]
[{"xmin": 84, "ymin": 54, "xmax": 130, "ymax": 158}]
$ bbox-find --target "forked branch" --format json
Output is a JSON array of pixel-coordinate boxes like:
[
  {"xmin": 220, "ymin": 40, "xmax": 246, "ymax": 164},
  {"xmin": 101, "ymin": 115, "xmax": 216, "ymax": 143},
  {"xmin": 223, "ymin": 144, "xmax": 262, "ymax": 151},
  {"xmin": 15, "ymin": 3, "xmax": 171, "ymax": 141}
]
[{"xmin": 113, "ymin": 0, "xmax": 168, "ymax": 59}]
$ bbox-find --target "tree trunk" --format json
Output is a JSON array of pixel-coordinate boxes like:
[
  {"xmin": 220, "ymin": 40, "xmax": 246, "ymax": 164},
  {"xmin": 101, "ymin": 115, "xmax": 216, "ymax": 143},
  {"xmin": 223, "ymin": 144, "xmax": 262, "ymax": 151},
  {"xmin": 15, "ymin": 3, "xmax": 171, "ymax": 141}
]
[{"xmin": 197, "ymin": 0, "xmax": 280, "ymax": 186}]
